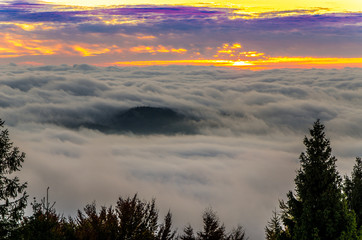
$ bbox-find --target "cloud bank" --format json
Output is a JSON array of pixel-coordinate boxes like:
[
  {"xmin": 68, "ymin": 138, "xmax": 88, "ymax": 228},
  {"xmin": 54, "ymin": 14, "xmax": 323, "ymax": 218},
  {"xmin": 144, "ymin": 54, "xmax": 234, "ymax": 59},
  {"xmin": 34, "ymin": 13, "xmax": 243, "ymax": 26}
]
[
  {"xmin": 0, "ymin": 1, "xmax": 361, "ymax": 66},
  {"xmin": 1, "ymin": 65, "xmax": 361, "ymax": 239}
]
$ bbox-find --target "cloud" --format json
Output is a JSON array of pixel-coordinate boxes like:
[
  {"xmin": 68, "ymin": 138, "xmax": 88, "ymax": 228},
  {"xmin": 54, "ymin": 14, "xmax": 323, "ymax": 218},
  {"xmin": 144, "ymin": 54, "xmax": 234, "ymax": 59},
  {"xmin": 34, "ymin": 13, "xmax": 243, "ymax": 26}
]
[
  {"xmin": 0, "ymin": 2, "xmax": 361, "ymax": 65},
  {"xmin": 1, "ymin": 65, "xmax": 362, "ymax": 239}
]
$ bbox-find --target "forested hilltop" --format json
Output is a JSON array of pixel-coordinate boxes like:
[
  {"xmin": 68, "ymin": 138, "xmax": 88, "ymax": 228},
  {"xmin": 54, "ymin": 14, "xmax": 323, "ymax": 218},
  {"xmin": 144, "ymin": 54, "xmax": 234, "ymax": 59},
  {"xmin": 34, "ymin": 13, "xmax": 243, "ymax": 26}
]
[{"xmin": 0, "ymin": 119, "xmax": 361, "ymax": 240}]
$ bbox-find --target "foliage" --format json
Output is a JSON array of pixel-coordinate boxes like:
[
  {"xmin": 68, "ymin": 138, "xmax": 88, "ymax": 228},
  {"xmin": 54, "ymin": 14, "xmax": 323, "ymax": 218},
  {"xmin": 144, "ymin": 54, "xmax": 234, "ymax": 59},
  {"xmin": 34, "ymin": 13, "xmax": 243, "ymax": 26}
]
[
  {"xmin": 74, "ymin": 203, "xmax": 118, "ymax": 240},
  {"xmin": 345, "ymin": 157, "xmax": 362, "ymax": 229},
  {"xmin": 227, "ymin": 225, "xmax": 248, "ymax": 240},
  {"xmin": 157, "ymin": 210, "xmax": 176, "ymax": 240},
  {"xmin": 0, "ymin": 119, "xmax": 28, "ymax": 238},
  {"xmin": 116, "ymin": 194, "xmax": 159, "ymax": 240},
  {"xmin": 7, "ymin": 117, "xmax": 362, "ymax": 239},
  {"xmin": 19, "ymin": 187, "xmax": 76, "ymax": 240},
  {"xmin": 278, "ymin": 120, "xmax": 357, "ymax": 240},
  {"xmin": 197, "ymin": 208, "xmax": 226, "ymax": 240},
  {"xmin": 265, "ymin": 210, "xmax": 283, "ymax": 240},
  {"xmin": 179, "ymin": 224, "xmax": 196, "ymax": 240}
]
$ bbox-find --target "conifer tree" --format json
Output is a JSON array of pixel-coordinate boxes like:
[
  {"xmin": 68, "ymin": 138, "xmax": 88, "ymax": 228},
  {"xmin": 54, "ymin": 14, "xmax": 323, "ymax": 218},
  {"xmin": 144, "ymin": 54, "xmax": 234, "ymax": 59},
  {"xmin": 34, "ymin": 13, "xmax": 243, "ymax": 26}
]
[
  {"xmin": 179, "ymin": 224, "xmax": 195, "ymax": 240},
  {"xmin": 345, "ymin": 157, "xmax": 362, "ymax": 230},
  {"xmin": 157, "ymin": 211, "xmax": 176, "ymax": 240},
  {"xmin": 197, "ymin": 208, "xmax": 226, "ymax": 240},
  {"xmin": 116, "ymin": 194, "xmax": 158, "ymax": 240},
  {"xmin": 279, "ymin": 120, "xmax": 356, "ymax": 240},
  {"xmin": 228, "ymin": 225, "xmax": 247, "ymax": 240},
  {"xmin": 265, "ymin": 210, "xmax": 283, "ymax": 240},
  {"xmin": 0, "ymin": 119, "xmax": 28, "ymax": 238}
]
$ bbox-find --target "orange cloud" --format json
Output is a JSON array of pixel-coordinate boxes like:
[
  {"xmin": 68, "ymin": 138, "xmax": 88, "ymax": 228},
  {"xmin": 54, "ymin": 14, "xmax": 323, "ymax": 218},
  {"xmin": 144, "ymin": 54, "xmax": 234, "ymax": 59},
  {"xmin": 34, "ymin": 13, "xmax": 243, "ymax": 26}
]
[
  {"xmin": 111, "ymin": 59, "xmax": 236, "ymax": 67},
  {"xmin": 0, "ymin": 33, "xmax": 123, "ymax": 58},
  {"xmin": 136, "ymin": 35, "xmax": 156, "ymax": 40},
  {"xmin": 216, "ymin": 43, "xmax": 264, "ymax": 59},
  {"xmin": 0, "ymin": 33, "xmax": 60, "ymax": 58},
  {"xmin": 129, "ymin": 45, "xmax": 187, "ymax": 54},
  {"xmin": 73, "ymin": 45, "xmax": 111, "ymax": 56},
  {"xmin": 236, "ymin": 57, "xmax": 362, "ymax": 69},
  {"xmin": 241, "ymin": 51, "xmax": 265, "ymax": 57}
]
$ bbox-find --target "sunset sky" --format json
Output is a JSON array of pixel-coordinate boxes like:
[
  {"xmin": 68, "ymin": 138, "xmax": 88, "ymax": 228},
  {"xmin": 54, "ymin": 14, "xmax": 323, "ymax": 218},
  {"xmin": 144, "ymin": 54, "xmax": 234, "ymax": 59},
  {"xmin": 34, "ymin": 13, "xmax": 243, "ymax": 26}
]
[{"xmin": 1, "ymin": 0, "xmax": 361, "ymax": 69}]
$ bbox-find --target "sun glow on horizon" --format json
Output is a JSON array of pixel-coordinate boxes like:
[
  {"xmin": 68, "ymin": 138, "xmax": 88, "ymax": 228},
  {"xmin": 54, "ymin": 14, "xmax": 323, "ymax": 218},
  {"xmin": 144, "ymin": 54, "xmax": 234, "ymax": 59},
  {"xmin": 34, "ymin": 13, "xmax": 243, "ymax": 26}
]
[{"xmin": 105, "ymin": 57, "xmax": 362, "ymax": 70}]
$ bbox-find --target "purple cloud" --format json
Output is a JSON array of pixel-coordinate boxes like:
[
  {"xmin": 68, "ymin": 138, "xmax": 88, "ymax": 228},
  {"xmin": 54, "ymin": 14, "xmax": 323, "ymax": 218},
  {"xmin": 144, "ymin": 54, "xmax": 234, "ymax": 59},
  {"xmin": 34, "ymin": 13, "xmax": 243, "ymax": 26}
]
[{"xmin": 0, "ymin": 0, "xmax": 361, "ymax": 63}]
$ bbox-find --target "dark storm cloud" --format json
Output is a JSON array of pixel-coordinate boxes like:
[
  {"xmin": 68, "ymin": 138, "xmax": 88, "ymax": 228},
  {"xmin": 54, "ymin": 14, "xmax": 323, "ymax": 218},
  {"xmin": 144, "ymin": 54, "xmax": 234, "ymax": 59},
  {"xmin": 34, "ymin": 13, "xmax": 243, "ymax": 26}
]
[{"xmin": 1, "ymin": 65, "xmax": 361, "ymax": 239}]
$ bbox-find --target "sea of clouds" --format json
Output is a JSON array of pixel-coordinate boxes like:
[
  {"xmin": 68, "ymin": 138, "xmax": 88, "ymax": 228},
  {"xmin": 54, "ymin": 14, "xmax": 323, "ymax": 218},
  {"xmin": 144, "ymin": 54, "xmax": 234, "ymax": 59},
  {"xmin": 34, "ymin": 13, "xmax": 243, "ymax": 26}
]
[{"xmin": 1, "ymin": 64, "xmax": 361, "ymax": 239}]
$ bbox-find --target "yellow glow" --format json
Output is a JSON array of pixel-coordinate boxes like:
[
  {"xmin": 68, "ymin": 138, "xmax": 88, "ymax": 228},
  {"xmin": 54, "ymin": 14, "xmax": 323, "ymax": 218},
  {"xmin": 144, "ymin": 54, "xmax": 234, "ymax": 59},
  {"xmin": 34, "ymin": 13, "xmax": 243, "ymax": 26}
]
[
  {"xmin": 130, "ymin": 45, "xmax": 187, "ymax": 54},
  {"xmin": 231, "ymin": 44, "xmax": 242, "ymax": 49},
  {"xmin": 242, "ymin": 51, "xmax": 265, "ymax": 57},
  {"xmin": 0, "ymin": 33, "xmax": 60, "ymax": 57},
  {"xmin": 246, "ymin": 57, "xmax": 362, "ymax": 69},
  {"xmin": 111, "ymin": 59, "xmax": 236, "ymax": 67},
  {"xmin": 0, "ymin": 22, "xmax": 57, "ymax": 31},
  {"xmin": 256, "ymin": 57, "xmax": 362, "ymax": 64},
  {"xmin": 218, "ymin": 50, "xmax": 233, "ymax": 54},
  {"xmin": 41, "ymin": 0, "xmax": 362, "ymax": 13},
  {"xmin": 103, "ymin": 18, "xmax": 145, "ymax": 25},
  {"xmin": 0, "ymin": 33, "xmax": 123, "ymax": 58},
  {"xmin": 137, "ymin": 35, "xmax": 156, "ymax": 40},
  {"xmin": 233, "ymin": 61, "xmax": 253, "ymax": 66},
  {"xmin": 107, "ymin": 57, "xmax": 362, "ymax": 69},
  {"xmin": 73, "ymin": 45, "xmax": 111, "ymax": 56},
  {"xmin": 14, "ymin": 23, "xmax": 36, "ymax": 31}
]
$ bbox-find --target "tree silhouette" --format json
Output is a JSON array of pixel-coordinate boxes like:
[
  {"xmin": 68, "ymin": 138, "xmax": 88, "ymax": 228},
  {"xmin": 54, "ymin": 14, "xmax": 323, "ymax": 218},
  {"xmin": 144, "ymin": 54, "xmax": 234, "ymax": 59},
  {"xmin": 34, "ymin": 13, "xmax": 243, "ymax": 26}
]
[
  {"xmin": 345, "ymin": 157, "xmax": 362, "ymax": 230},
  {"xmin": 179, "ymin": 224, "xmax": 195, "ymax": 240},
  {"xmin": 20, "ymin": 188, "xmax": 74, "ymax": 240},
  {"xmin": 197, "ymin": 208, "xmax": 226, "ymax": 240},
  {"xmin": 227, "ymin": 225, "xmax": 248, "ymax": 240},
  {"xmin": 0, "ymin": 119, "xmax": 28, "ymax": 238},
  {"xmin": 279, "ymin": 120, "xmax": 357, "ymax": 240},
  {"xmin": 157, "ymin": 210, "xmax": 176, "ymax": 240},
  {"xmin": 75, "ymin": 202, "xmax": 118, "ymax": 240},
  {"xmin": 265, "ymin": 210, "xmax": 283, "ymax": 240},
  {"xmin": 116, "ymin": 194, "xmax": 158, "ymax": 240}
]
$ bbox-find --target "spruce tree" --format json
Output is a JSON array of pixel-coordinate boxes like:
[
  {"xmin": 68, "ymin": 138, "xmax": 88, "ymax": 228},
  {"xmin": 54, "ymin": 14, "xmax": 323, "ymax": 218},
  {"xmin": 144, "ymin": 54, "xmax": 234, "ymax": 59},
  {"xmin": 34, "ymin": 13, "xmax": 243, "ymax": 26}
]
[
  {"xmin": 157, "ymin": 211, "xmax": 176, "ymax": 240},
  {"xmin": 345, "ymin": 157, "xmax": 362, "ymax": 230},
  {"xmin": 0, "ymin": 119, "xmax": 28, "ymax": 238},
  {"xmin": 197, "ymin": 208, "xmax": 226, "ymax": 240},
  {"xmin": 280, "ymin": 120, "xmax": 355, "ymax": 240},
  {"xmin": 265, "ymin": 210, "xmax": 283, "ymax": 240},
  {"xmin": 179, "ymin": 224, "xmax": 195, "ymax": 240}
]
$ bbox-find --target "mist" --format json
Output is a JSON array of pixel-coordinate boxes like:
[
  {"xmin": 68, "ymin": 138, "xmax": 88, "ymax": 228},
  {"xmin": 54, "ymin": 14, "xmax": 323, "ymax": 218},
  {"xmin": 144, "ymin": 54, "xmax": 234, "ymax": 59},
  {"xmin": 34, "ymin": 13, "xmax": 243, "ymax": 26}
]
[{"xmin": 1, "ymin": 64, "xmax": 361, "ymax": 239}]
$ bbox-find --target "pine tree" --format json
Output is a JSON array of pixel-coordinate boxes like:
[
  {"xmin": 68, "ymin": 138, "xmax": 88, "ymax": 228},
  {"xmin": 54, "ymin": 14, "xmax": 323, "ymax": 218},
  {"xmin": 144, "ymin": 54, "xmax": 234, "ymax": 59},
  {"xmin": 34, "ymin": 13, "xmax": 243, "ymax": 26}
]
[
  {"xmin": 0, "ymin": 119, "xmax": 28, "ymax": 238},
  {"xmin": 345, "ymin": 157, "xmax": 362, "ymax": 230},
  {"xmin": 157, "ymin": 211, "xmax": 176, "ymax": 240},
  {"xmin": 197, "ymin": 208, "xmax": 226, "ymax": 240},
  {"xmin": 20, "ymin": 188, "xmax": 74, "ymax": 240},
  {"xmin": 116, "ymin": 194, "xmax": 158, "ymax": 240},
  {"xmin": 228, "ymin": 225, "xmax": 248, "ymax": 240},
  {"xmin": 265, "ymin": 210, "xmax": 282, "ymax": 240},
  {"xmin": 179, "ymin": 224, "xmax": 195, "ymax": 240},
  {"xmin": 279, "ymin": 120, "xmax": 355, "ymax": 240}
]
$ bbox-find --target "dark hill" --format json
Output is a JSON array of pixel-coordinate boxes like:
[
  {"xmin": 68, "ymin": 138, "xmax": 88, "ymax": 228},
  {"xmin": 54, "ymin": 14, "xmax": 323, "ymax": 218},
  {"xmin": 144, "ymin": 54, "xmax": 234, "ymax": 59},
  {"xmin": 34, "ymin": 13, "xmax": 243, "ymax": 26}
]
[{"xmin": 81, "ymin": 106, "xmax": 198, "ymax": 135}]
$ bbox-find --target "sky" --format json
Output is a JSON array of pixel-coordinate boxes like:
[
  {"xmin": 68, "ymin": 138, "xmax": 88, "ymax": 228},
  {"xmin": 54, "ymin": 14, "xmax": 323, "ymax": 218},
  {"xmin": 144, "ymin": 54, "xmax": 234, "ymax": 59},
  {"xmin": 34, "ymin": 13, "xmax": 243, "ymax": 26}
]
[
  {"xmin": 0, "ymin": 0, "xmax": 361, "ymax": 69},
  {"xmin": 1, "ymin": 0, "xmax": 362, "ymax": 239}
]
